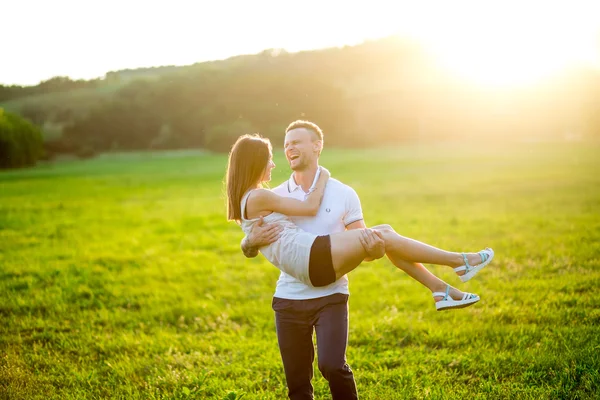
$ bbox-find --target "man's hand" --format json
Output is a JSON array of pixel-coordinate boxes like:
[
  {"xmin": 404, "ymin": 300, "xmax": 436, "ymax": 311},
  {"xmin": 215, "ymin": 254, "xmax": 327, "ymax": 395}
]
[
  {"xmin": 359, "ymin": 228, "xmax": 385, "ymax": 261},
  {"xmin": 241, "ymin": 216, "xmax": 283, "ymax": 258}
]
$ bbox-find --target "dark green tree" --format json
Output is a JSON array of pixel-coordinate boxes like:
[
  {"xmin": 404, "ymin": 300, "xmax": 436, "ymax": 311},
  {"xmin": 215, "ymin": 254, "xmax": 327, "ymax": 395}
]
[{"xmin": 0, "ymin": 108, "xmax": 44, "ymax": 169}]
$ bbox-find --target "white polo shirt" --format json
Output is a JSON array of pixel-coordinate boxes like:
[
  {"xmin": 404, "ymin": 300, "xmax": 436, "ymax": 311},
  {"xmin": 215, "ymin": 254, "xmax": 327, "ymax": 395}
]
[{"xmin": 271, "ymin": 170, "xmax": 364, "ymax": 300}]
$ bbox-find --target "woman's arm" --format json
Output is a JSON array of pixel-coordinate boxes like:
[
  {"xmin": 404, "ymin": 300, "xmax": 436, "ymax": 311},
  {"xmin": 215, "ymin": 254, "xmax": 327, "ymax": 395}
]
[
  {"xmin": 304, "ymin": 167, "xmax": 330, "ymax": 211},
  {"xmin": 250, "ymin": 167, "xmax": 330, "ymax": 217}
]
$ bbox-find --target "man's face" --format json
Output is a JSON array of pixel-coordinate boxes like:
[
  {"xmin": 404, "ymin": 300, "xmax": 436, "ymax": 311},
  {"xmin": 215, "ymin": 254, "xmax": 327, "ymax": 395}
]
[{"xmin": 284, "ymin": 128, "xmax": 321, "ymax": 171}]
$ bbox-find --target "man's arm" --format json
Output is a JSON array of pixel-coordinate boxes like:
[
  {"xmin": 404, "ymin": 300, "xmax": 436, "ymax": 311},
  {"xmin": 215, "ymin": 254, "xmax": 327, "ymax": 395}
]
[
  {"xmin": 241, "ymin": 216, "xmax": 283, "ymax": 258},
  {"xmin": 343, "ymin": 184, "xmax": 384, "ymax": 261},
  {"xmin": 345, "ymin": 220, "xmax": 366, "ymax": 231}
]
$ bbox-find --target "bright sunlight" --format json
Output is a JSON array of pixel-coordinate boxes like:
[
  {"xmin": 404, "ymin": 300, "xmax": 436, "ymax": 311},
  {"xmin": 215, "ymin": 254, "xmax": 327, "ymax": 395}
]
[
  {"xmin": 2, "ymin": 0, "xmax": 599, "ymax": 86},
  {"xmin": 400, "ymin": 1, "xmax": 600, "ymax": 87}
]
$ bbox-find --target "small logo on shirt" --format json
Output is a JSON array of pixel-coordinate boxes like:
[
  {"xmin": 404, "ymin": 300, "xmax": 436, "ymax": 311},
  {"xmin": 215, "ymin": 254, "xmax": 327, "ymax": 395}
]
[{"xmin": 326, "ymin": 208, "xmax": 331, "ymax": 213}]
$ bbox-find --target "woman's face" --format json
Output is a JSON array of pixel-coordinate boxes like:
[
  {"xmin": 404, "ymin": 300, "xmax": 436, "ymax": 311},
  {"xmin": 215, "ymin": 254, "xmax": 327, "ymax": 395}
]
[{"xmin": 261, "ymin": 153, "xmax": 276, "ymax": 183}]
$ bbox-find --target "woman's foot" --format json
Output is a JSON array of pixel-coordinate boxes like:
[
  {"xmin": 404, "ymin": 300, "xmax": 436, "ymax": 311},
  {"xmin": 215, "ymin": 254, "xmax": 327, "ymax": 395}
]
[
  {"xmin": 451, "ymin": 253, "xmax": 481, "ymax": 271},
  {"xmin": 452, "ymin": 248, "xmax": 494, "ymax": 282},
  {"xmin": 432, "ymin": 285, "xmax": 480, "ymax": 311},
  {"xmin": 432, "ymin": 285, "xmax": 467, "ymax": 302}
]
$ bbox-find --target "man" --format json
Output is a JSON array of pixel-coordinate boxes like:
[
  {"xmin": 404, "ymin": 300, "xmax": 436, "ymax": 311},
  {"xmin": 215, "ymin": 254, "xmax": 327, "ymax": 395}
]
[{"xmin": 241, "ymin": 120, "xmax": 385, "ymax": 399}]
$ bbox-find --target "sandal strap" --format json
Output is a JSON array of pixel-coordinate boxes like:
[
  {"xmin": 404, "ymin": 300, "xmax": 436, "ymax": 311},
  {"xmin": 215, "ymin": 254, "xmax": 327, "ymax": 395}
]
[
  {"xmin": 462, "ymin": 292, "xmax": 477, "ymax": 300},
  {"xmin": 461, "ymin": 253, "xmax": 471, "ymax": 272},
  {"xmin": 432, "ymin": 285, "xmax": 451, "ymax": 300},
  {"xmin": 459, "ymin": 250, "xmax": 491, "ymax": 274},
  {"xmin": 479, "ymin": 250, "xmax": 489, "ymax": 263}
]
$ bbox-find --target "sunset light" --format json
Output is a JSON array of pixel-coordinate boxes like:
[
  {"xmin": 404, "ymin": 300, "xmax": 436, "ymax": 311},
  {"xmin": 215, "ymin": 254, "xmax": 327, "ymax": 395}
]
[
  {"xmin": 404, "ymin": 1, "xmax": 600, "ymax": 87},
  {"xmin": 2, "ymin": 1, "xmax": 600, "ymax": 398},
  {"xmin": 2, "ymin": 0, "xmax": 599, "ymax": 86}
]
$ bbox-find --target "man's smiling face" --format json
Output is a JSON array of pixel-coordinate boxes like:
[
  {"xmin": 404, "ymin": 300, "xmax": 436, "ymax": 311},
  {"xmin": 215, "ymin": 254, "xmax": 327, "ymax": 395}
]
[{"xmin": 284, "ymin": 128, "xmax": 321, "ymax": 171}]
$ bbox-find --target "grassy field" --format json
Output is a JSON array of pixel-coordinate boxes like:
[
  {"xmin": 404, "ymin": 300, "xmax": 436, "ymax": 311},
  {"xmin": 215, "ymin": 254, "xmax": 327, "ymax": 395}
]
[{"xmin": 1, "ymin": 142, "xmax": 599, "ymax": 399}]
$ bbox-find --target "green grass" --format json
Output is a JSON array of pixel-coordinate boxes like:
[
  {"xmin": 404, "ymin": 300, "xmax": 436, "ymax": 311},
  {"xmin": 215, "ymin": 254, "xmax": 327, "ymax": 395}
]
[{"xmin": 1, "ymin": 142, "xmax": 599, "ymax": 399}]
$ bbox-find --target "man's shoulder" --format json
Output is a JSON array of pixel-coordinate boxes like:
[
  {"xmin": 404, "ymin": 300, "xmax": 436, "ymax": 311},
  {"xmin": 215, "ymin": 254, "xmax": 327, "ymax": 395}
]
[{"xmin": 328, "ymin": 177, "xmax": 356, "ymax": 195}]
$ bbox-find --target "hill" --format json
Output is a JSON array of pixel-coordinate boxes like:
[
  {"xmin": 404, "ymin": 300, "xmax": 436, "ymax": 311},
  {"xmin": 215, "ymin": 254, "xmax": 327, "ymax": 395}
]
[{"xmin": 1, "ymin": 36, "xmax": 599, "ymax": 158}]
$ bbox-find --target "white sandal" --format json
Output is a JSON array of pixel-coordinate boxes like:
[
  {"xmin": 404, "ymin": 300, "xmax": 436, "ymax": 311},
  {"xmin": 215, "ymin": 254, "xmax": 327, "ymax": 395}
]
[
  {"xmin": 433, "ymin": 285, "xmax": 480, "ymax": 311},
  {"xmin": 454, "ymin": 248, "xmax": 494, "ymax": 282}
]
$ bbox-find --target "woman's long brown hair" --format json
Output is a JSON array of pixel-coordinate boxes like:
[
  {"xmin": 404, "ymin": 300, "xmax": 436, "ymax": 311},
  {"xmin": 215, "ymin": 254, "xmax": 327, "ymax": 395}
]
[{"xmin": 226, "ymin": 134, "xmax": 272, "ymax": 222}]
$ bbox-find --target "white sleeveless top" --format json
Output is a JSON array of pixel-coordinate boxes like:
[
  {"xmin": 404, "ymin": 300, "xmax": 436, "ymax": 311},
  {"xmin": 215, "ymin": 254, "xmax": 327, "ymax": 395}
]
[{"xmin": 240, "ymin": 189, "xmax": 318, "ymax": 286}]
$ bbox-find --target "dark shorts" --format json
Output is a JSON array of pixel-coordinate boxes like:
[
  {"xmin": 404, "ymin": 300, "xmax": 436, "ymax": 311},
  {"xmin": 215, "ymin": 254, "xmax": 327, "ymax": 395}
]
[{"xmin": 308, "ymin": 235, "xmax": 336, "ymax": 287}]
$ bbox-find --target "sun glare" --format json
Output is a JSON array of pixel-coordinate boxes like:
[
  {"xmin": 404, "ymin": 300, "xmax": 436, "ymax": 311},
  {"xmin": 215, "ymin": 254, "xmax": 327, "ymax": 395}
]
[
  {"xmin": 400, "ymin": 1, "xmax": 600, "ymax": 87},
  {"xmin": 1, "ymin": 0, "xmax": 599, "ymax": 86}
]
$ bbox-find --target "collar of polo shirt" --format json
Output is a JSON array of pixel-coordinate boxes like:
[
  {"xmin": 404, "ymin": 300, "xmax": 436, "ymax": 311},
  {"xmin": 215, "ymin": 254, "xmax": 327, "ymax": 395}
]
[{"xmin": 287, "ymin": 167, "xmax": 322, "ymax": 194}]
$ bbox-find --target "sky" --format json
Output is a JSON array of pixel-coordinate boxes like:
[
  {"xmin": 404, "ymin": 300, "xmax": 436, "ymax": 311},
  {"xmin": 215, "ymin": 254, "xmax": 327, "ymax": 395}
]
[{"xmin": 2, "ymin": 0, "xmax": 600, "ymax": 87}]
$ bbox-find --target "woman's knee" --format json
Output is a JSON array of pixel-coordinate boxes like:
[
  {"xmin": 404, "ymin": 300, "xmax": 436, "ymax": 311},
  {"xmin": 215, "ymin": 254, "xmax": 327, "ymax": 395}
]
[
  {"xmin": 371, "ymin": 224, "xmax": 395, "ymax": 234},
  {"xmin": 370, "ymin": 224, "xmax": 397, "ymax": 251}
]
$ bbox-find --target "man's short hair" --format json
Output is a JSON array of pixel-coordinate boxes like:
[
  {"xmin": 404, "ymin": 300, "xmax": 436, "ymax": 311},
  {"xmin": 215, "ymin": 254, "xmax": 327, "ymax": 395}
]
[{"xmin": 285, "ymin": 120, "xmax": 324, "ymax": 142}]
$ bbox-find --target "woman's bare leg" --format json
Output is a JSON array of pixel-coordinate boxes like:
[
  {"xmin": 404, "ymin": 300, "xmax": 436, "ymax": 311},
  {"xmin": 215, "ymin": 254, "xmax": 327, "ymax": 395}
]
[
  {"xmin": 329, "ymin": 225, "xmax": 485, "ymax": 276},
  {"xmin": 384, "ymin": 255, "xmax": 466, "ymax": 302},
  {"xmin": 372, "ymin": 224, "xmax": 485, "ymax": 300},
  {"xmin": 328, "ymin": 230, "xmax": 369, "ymax": 281},
  {"xmin": 328, "ymin": 226, "xmax": 482, "ymax": 301},
  {"xmin": 370, "ymin": 225, "xmax": 486, "ymax": 275}
]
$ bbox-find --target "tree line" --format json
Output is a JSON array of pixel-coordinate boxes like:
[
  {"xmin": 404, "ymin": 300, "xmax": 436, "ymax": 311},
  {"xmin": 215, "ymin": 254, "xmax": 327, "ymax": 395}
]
[
  {"xmin": 2, "ymin": 36, "xmax": 600, "ymax": 168},
  {"xmin": 0, "ymin": 76, "xmax": 101, "ymax": 103}
]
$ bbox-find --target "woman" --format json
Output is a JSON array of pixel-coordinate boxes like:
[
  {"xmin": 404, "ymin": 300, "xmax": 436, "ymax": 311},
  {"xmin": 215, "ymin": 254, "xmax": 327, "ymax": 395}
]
[{"xmin": 226, "ymin": 134, "xmax": 494, "ymax": 311}]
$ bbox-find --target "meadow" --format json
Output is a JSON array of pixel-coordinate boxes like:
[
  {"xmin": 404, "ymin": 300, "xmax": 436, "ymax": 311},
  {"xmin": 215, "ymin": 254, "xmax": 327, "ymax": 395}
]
[{"xmin": 1, "ymin": 141, "xmax": 599, "ymax": 399}]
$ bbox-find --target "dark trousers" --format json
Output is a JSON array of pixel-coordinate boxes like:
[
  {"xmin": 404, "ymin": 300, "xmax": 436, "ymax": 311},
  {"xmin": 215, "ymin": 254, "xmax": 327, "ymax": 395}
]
[{"xmin": 272, "ymin": 293, "xmax": 358, "ymax": 400}]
